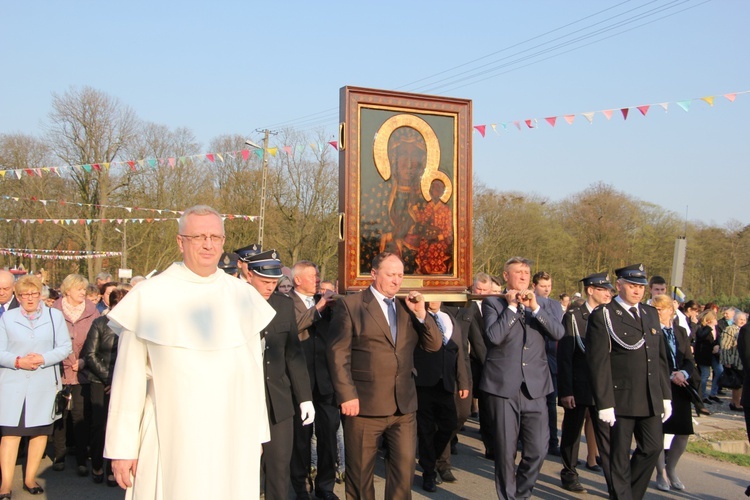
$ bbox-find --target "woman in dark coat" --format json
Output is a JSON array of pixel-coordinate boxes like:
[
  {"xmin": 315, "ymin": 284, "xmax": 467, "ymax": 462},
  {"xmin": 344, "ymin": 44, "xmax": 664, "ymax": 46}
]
[
  {"xmin": 652, "ymin": 295, "xmax": 695, "ymax": 492},
  {"xmin": 82, "ymin": 287, "xmax": 128, "ymax": 486},
  {"xmin": 694, "ymin": 310, "xmax": 723, "ymax": 403}
]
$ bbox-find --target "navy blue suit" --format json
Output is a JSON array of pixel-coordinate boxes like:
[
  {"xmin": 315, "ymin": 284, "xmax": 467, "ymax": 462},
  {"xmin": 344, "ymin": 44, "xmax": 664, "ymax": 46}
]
[{"xmin": 481, "ymin": 295, "xmax": 564, "ymax": 499}]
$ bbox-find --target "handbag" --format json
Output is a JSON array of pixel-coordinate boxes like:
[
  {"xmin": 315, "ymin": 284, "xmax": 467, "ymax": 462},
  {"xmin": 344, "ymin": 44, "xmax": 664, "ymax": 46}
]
[
  {"xmin": 50, "ymin": 308, "xmax": 73, "ymax": 417},
  {"xmin": 718, "ymin": 366, "xmax": 743, "ymax": 390}
]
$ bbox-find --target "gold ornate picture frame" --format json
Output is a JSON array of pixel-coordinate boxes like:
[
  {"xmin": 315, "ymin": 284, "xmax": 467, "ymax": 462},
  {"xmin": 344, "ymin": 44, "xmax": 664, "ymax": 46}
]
[{"xmin": 338, "ymin": 86, "xmax": 473, "ymax": 294}]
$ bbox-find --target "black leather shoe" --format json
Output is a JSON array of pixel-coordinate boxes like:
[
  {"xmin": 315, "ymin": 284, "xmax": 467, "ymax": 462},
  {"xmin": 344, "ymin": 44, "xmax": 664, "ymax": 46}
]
[
  {"xmin": 697, "ymin": 407, "xmax": 711, "ymax": 416},
  {"xmin": 422, "ymin": 475, "xmax": 437, "ymax": 493},
  {"xmin": 730, "ymin": 403, "xmax": 744, "ymax": 412},
  {"xmin": 0, "ymin": 492, "xmax": 11, "ymax": 499},
  {"xmin": 562, "ymin": 480, "xmax": 587, "ymax": 493},
  {"xmin": 92, "ymin": 471, "xmax": 104, "ymax": 484},
  {"xmin": 585, "ymin": 463, "xmax": 602, "ymax": 472},
  {"xmin": 23, "ymin": 483, "xmax": 44, "ymax": 495},
  {"xmin": 709, "ymin": 395, "xmax": 722, "ymax": 404},
  {"xmin": 438, "ymin": 469, "xmax": 457, "ymax": 482},
  {"xmin": 314, "ymin": 491, "xmax": 339, "ymax": 500},
  {"xmin": 702, "ymin": 398, "xmax": 714, "ymax": 405}
]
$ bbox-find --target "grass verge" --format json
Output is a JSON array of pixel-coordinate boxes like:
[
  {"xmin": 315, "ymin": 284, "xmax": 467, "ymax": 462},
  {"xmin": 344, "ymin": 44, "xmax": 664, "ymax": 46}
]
[{"xmin": 687, "ymin": 430, "xmax": 750, "ymax": 467}]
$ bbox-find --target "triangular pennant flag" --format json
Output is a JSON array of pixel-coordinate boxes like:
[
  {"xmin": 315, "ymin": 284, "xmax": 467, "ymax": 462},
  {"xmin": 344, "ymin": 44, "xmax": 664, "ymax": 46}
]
[
  {"xmin": 284, "ymin": 146, "xmax": 292, "ymax": 155},
  {"xmin": 92, "ymin": 164, "xmax": 101, "ymax": 171},
  {"xmin": 14, "ymin": 170, "xmax": 22, "ymax": 179},
  {"xmin": 491, "ymin": 124, "xmax": 498, "ymax": 134},
  {"xmin": 254, "ymin": 149, "xmax": 263, "ymax": 159},
  {"xmin": 327, "ymin": 141, "xmax": 338, "ymax": 150},
  {"xmin": 500, "ymin": 123, "xmax": 508, "ymax": 130},
  {"xmin": 676, "ymin": 100, "xmax": 691, "ymax": 112},
  {"xmin": 700, "ymin": 96, "xmax": 714, "ymax": 106},
  {"xmin": 524, "ymin": 119, "xmax": 534, "ymax": 129},
  {"xmin": 474, "ymin": 125, "xmax": 486, "ymax": 137},
  {"xmin": 658, "ymin": 102, "xmax": 669, "ymax": 112},
  {"xmin": 724, "ymin": 93, "xmax": 736, "ymax": 102},
  {"xmin": 564, "ymin": 114, "xmax": 575, "ymax": 125},
  {"xmin": 206, "ymin": 154, "xmax": 215, "ymax": 162},
  {"xmin": 102, "ymin": 162, "xmax": 110, "ymax": 170},
  {"xmin": 513, "ymin": 121, "xmax": 521, "ymax": 130},
  {"xmin": 582, "ymin": 112, "xmax": 595, "ymax": 124},
  {"xmin": 216, "ymin": 153, "xmax": 224, "ymax": 162},
  {"xmin": 25, "ymin": 169, "xmax": 35, "ymax": 177},
  {"xmin": 267, "ymin": 147, "xmax": 278, "ymax": 157},
  {"xmin": 637, "ymin": 105, "xmax": 650, "ymax": 116},
  {"xmin": 127, "ymin": 161, "xmax": 136, "ymax": 171},
  {"xmin": 621, "ymin": 108, "xmax": 629, "ymax": 120},
  {"xmin": 544, "ymin": 117, "xmax": 557, "ymax": 127},
  {"xmin": 241, "ymin": 149, "xmax": 250, "ymax": 161},
  {"xmin": 83, "ymin": 164, "xmax": 92, "ymax": 172},
  {"xmin": 603, "ymin": 110, "xmax": 614, "ymax": 120},
  {"xmin": 147, "ymin": 158, "xmax": 157, "ymax": 168},
  {"xmin": 168, "ymin": 157, "xmax": 176, "ymax": 168}
]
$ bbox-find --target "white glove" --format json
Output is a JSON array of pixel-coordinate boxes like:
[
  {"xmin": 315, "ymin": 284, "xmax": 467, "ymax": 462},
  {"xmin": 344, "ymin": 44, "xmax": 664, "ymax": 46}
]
[
  {"xmin": 598, "ymin": 407, "xmax": 616, "ymax": 427},
  {"xmin": 300, "ymin": 401, "xmax": 315, "ymax": 426},
  {"xmin": 661, "ymin": 400, "xmax": 672, "ymax": 423}
]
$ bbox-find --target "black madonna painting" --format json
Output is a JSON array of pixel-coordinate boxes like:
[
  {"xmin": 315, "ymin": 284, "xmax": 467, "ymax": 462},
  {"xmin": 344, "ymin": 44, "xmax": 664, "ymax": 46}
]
[{"xmin": 338, "ymin": 87, "xmax": 472, "ymax": 293}]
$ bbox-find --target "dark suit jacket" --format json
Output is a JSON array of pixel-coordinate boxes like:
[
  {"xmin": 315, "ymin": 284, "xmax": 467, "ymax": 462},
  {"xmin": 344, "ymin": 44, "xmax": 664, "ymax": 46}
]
[
  {"xmin": 450, "ymin": 301, "xmax": 486, "ymax": 393},
  {"xmin": 2, "ymin": 296, "xmax": 19, "ymax": 311},
  {"xmin": 480, "ymin": 295, "xmax": 565, "ymax": 399},
  {"xmin": 738, "ymin": 324, "xmax": 750, "ymax": 408},
  {"xmin": 327, "ymin": 287, "xmax": 442, "ymax": 416},
  {"xmin": 414, "ymin": 311, "xmax": 470, "ymax": 394},
  {"xmin": 586, "ymin": 300, "xmax": 671, "ymax": 417},
  {"xmin": 668, "ymin": 324, "xmax": 695, "ymax": 376},
  {"xmin": 557, "ymin": 304, "xmax": 594, "ymax": 405},
  {"xmin": 694, "ymin": 325, "xmax": 719, "ymax": 366},
  {"xmin": 263, "ymin": 292, "xmax": 313, "ymax": 424},
  {"xmin": 291, "ymin": 291, "xmax": 334, "ymax": 396}
]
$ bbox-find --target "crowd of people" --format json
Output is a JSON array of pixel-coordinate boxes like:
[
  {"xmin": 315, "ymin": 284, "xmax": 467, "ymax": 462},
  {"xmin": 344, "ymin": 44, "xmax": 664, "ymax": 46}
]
[{"xmin": 0, "ymin": 204, "xmax": 748, "ymax": 500}]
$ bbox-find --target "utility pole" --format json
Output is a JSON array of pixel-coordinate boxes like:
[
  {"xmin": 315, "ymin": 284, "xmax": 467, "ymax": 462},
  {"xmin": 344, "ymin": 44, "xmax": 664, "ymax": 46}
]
[{"xmin": 252, "ymin": 129, "xmax": 277, "ymax": 249}]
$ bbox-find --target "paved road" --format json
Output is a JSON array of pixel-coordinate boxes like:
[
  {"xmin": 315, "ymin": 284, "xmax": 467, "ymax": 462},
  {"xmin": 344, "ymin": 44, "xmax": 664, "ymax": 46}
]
[{"xmin": 6, "ymin": 410, "xmax": 750, "ymax": 499}]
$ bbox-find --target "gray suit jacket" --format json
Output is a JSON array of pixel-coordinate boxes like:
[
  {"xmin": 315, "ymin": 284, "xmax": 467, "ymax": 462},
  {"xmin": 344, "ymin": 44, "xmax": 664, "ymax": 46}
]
[{"xmin": 480, "ymin": 295, "xmax": 565, "ymax": 399}]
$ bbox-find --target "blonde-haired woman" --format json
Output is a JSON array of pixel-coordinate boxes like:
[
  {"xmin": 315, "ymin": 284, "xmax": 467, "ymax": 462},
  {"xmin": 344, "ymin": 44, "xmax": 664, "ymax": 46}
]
[
  {"xmin": 695, "ymin": 310, "xmax": 723, "ymax": 404},
  {"xmin": 652, "ymin": 295, "xmax": 694, "ymax": 491},
  {"xmin": 0, "ymin": 275, "xmax": 72, "ymax": 497},
  {"xmin": 51, "ymin": 273, "xmax": 100, "ymax": 476}
]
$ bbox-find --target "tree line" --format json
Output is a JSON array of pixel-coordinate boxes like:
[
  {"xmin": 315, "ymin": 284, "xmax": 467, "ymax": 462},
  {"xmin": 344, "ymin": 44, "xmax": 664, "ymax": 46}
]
[{"xmin": 1, "ymin": 87, "xmax": 748, "ymax": 308}]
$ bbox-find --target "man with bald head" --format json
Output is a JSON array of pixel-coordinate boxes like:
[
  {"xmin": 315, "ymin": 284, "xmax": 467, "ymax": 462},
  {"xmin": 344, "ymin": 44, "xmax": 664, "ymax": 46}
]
[{"xmin": 0, "ymin": 270, "xmax": 19, "ymax": 316}]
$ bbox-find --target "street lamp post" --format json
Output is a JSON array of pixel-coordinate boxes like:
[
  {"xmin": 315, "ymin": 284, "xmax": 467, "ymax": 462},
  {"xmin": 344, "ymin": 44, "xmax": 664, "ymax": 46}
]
[{"xmin": 114, "ymin": 225, "xmax": 127, "ymax": 269}]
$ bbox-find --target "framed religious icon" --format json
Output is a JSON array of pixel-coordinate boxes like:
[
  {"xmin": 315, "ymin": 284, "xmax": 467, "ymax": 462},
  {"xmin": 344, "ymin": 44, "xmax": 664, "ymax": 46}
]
[{"xmin": 337, "ymin": 86, "xmax": 473, "ymax": 295}]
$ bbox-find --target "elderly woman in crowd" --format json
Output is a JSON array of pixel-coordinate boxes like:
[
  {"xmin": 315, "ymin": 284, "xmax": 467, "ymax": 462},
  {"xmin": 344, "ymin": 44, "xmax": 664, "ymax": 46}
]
[
  {"xmin": 82, "ymin": 287, "xmax": 129, "ymax": 487},
  {"xmin": 51, "ymin": 273, "xmax": 100, "ymax": 476},
  {"xmin": 652, "ymin": 295, "xmax": 694, "ymax": 492},
  {"xmin": 694, "ymin": 310, "xmax": 723, "ymax": 404},
  {"xmin": 721, "ymin": 312, "xmax": 747, "ymax": 411},
  {"xmin": 0, "ymin": 275, "xmax": 72, "ymax": 497}
]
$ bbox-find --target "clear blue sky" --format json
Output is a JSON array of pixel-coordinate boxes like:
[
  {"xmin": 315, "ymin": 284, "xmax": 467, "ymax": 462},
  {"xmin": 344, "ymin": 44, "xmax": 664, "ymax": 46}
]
[{"xmin": 2, "ymin": 1, "xmax": 747, "ymax": 226}]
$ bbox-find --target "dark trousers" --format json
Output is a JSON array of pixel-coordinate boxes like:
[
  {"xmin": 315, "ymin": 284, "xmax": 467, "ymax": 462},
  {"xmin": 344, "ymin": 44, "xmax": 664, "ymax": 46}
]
[
  {"xmin": 343, "ymin": 411, "xmax": 417, "ymax": 500},
  {"xmin": 559, "ymin": 404, "xmax": 612, "ymax": 492},
  {"xmin": 52, "ymin": 384, "xmax": 91, "ymax": 467},
  {"xmin": 546, "ymin": 376, "xmax": 559, "ymax": 448},
  {"xmin": 488, "ymin": 387, "xmax": 548, "ymax": 500},
  {"xmin": 472, "ymin": 360, "xmax": 495, "ymax": 455},
  {"xmin": 89, "ymin": 382, "xmax": 111, "ymax": 473},
  {"xmin": 416, "ymin": 384, "xmax": 457, "ymax": 477},
  {"xmin": 262, "ymin": 416, "xmax": 293, "ymax": 500},
  {"xmin": 436, "ymin": 385, "xmax": 472, "ymax": 472},
  {"xmin": 291, "ymin": 390, "xmax": 339, "ymax": 496},
  {"xmin": 609, "ymin": 414, "xmax": 663, "ymax": 500}
]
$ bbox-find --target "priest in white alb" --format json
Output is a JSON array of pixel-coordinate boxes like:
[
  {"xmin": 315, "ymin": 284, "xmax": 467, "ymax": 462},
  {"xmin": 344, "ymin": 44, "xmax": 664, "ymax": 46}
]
[{"xmin": 104, "ymin": 205, "xmax": 275, "ymax": 499}]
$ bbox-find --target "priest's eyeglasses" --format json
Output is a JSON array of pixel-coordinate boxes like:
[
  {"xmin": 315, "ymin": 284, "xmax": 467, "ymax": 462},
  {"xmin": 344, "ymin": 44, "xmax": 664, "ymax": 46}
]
[{"xmin": 179, "ymin": 234, "xmax": 226, "ymax": 245}]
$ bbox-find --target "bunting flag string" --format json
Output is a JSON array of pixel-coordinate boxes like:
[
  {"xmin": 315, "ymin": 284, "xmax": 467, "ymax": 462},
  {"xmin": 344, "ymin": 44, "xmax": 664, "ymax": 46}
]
[
  {"xmin": 472, "ymin": 89, "xmax": 748, "ymax": 136},
  {"xmin": 0, "ymin": 248, "xmax": 121, "ymax": 260},
  {"xmin": 0, "ymin": 196, "xmax": 258, "ymax": 220},
  {"xmin": 1, "ymin": 89, "xmax": 745, "ymax": 180}
]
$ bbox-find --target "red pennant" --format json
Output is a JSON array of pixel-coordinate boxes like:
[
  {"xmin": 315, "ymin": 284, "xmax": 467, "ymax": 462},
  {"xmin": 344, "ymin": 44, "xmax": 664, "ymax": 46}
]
[
  {"xmin": 127, "ymin": 161, "xmax": 136, "ymax": 171},
  {"xmin": 168, "ymin": 157, "xmax": 176, "ymax": 168},
  {"xmin": 328, "ymin": 141, "xmax": 338, "ymax": 150},
  {"xmin": 621, "ymin": 108, "xmax": 629, "ymax": 120},
  {"xmin": 92, "ymin": 164, "xmax": 101, "ymax": 171},
  {"xmin": 545, "ymin": 117, "xmax": 557, "ymax": 127},
  {"xmin": 524, "ymin": 119, "xmax": 534, "ymax": 129},
  {"xmin": 25, "ymin": 169, "xmax": 34, "ymax": 176},
  {"xmin": 241, "ymin": 149, "xmax": 250, "ymax": 161},
  {"xmin": 564, "ymin": 114, "xmax": 575, "ymax": 125},
  {"xmin": 474, "ymin": 125, "xmax": 486, "ymax": 137},
  {"xmin": 637, "ymin": 105, "xmax": 649, "ymax": 116},
  {"xmin": 206, "ymin": 154, "xmax": 215, "ymax": 162}
]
